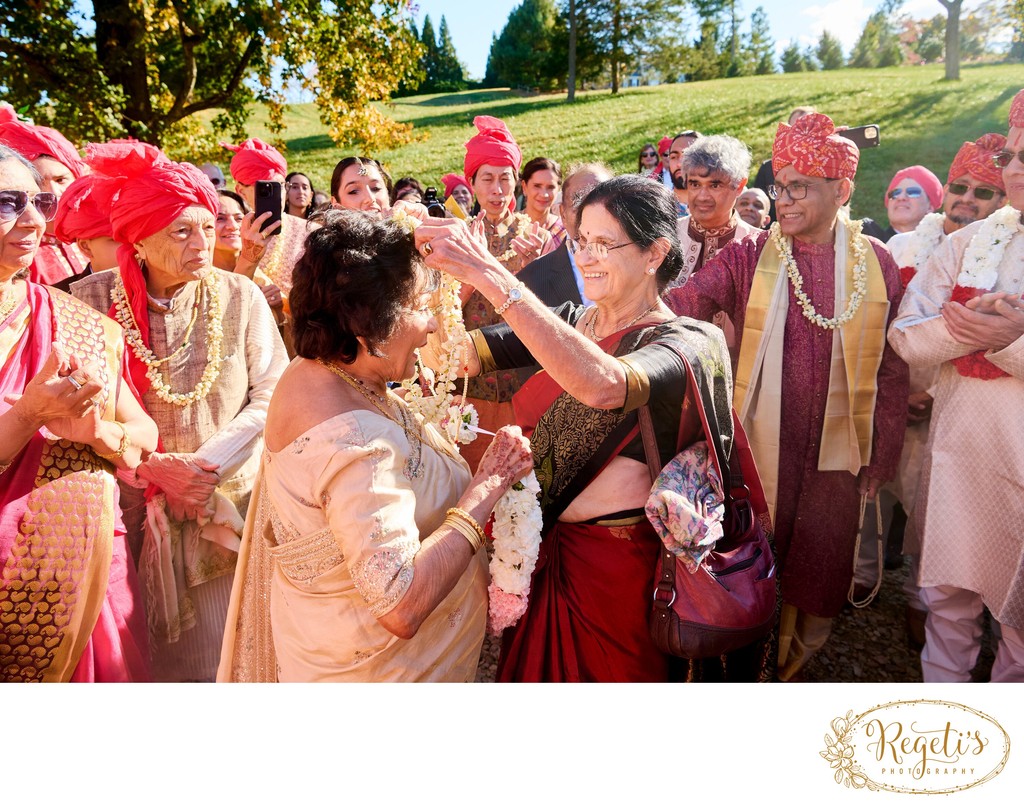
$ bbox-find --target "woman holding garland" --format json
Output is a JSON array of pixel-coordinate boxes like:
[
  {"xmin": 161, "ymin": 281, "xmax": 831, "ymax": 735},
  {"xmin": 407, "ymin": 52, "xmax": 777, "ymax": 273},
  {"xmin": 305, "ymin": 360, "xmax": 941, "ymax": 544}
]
[
  {"xmin": 71, "ymin": 141, "xmax": 288, "ymax": 682},
  {"xmin": 416, "ymin": 175, "xmax": 766, "ymax": 682},
  {"xmin": 0, "ymin": 144, "xmax": 157, "ymax": 682},
  {"xmin": 218, "ymin": 209, "xmax": 532, "ymax": 682}
]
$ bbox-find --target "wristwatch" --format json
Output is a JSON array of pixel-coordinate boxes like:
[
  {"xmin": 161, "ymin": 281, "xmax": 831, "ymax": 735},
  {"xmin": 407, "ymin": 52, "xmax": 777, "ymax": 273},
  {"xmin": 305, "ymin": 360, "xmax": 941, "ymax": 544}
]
[{"xmin": 494, "ymin": 282, "xmax": 525, "ymax": 316}]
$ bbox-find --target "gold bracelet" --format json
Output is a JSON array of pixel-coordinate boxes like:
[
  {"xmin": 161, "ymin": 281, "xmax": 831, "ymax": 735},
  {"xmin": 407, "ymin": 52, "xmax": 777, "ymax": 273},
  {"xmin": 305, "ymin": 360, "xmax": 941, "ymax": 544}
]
[
  {"xmin": 443, "ymin": 516, "xmax": 482, "ymax": 553},
  {"xmin": 96, "ymin": 421, "xmax": 131, "ymax": 461},
  {"xmin": 445, "ymin": 507, "xmax": 487, "ymax": 550}
]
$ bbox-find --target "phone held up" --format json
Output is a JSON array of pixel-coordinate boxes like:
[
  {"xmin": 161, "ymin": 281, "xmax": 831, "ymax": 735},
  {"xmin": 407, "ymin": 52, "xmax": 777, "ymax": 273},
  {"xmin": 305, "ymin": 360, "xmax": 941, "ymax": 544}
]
[
  {"xmin": 837, "ymin": 125, "xmax": 880, "ymax": 150},
  {"xmin": 255, "ymin": 180, "xmax": 284, "ymax": 232}
]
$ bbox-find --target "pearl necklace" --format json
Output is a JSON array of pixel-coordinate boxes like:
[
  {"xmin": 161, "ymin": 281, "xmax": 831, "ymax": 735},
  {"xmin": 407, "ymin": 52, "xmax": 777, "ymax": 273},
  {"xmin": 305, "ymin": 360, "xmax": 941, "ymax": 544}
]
[
  {"xmin": 317, "ymin": 359, "xmax": 427, "ymax": 478},
  {"xmin": 586, "ymin": 300, "xmax": 662, "ymax": 341},
  {"xmin": 769, "ymin": 219, "xmax": 869, "ymax": 331},
  {"xmin": 110, "ymin": 270, "xmax": 225, "ymax": 407}
]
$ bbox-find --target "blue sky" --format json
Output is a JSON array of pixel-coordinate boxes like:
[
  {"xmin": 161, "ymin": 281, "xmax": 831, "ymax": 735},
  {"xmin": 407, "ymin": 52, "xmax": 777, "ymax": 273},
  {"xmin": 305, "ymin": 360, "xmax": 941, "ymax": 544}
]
[{"xmin": 414, "ymin": 0, "xmax": 967, "ymax": 79}]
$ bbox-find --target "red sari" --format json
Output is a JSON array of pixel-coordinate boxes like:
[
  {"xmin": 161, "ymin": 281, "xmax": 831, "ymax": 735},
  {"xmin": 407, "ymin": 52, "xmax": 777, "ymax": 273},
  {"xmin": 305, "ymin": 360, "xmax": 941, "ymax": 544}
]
[{"xmin": 0, "ymin": 283, "xmax": 149, "ymax": 682}]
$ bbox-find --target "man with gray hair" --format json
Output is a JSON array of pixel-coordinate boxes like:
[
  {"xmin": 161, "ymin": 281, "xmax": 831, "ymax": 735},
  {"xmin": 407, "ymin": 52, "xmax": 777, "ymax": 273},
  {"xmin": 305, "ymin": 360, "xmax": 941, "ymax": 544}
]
[{"xmin": 669, "ymin": 134, "xmax": 760, "ymax": 289}]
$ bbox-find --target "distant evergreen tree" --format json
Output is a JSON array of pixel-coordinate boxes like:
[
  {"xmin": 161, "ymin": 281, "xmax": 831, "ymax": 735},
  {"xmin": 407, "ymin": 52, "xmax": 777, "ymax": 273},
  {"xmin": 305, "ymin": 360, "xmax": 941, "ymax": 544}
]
[
  {"xmin": 744, "ymin": 7, "xmax": 776, "ymax": 75},
  {"xmin": 816, "ymin": 30, "xmax": 844, "ymax": 70},
  {"xmin": 485, "ymin": 0, "xmax": 561, "ymax": 90},
  {"xmin": 849, "ymin": 10, "xmax": 903, "ymax": 68},
  {"xmin": 435, "ymin": 17, "xmax": 467, "ymax": 90},
  {"xmin": 780, "ymin": 42, "xmax": 807, "ymax": 72},
  {"xmin": 420, "ymin": 15, "xmax": 440, "ymax": 86}
]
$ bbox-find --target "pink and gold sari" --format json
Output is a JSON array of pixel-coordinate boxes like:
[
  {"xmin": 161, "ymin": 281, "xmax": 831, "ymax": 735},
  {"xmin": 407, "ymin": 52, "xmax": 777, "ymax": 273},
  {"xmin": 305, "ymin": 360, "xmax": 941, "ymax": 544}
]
[{"xmin": 0, "ymin": 283, "xmax": 149, "ymax": 682}]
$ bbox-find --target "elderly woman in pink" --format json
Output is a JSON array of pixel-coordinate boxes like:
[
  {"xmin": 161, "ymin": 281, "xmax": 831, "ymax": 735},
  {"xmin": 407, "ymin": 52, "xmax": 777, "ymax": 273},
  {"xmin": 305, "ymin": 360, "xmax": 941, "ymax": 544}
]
[{"xmin": 0, "ymin": 144, "xmax": 157, "ymax": 682}]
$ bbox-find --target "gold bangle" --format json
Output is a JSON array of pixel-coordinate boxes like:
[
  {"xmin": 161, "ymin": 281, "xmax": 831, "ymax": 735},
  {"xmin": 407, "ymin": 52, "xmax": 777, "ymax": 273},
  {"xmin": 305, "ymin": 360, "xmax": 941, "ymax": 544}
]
[
  {"xmin": 445, "ymin": 507, "xmax": 487, "ymax": 550},
  {"xmin": 96, "ymin": 421, "xmax": 131, "ymax": 461},
  {"xmin": 443, "ymin": 516, "xmax": 482, "ymax": 553}
]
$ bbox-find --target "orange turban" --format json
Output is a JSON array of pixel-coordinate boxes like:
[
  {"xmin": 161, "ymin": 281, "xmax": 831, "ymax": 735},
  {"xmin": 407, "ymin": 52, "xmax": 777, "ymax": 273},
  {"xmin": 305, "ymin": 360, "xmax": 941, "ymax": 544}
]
[
  {"xmin": 0, "ymin": 104, "xmax": 87, "ymax": 178},
  {"xmin": 463, "ymin": 116, "xmax": 522, "ymax": 183},
  {"xmin": 772, "ymin": 113, "xmax": 859, "ymax": 180},
  {"xmin": 53, "ymin": 175, "xmax": 112, "ymax": 242},
  {"xmin": 947, "ymin": 134, "xmax": 1007, "ymax": 191},
  {"xmin": 221, "ymin": 137, "xmax": 287, "ymax": 185},
  {"xmin": 1009, "ymin": 89, "xmax": 1024, "ymax": 129},
  {"xmin": 441, "ymin": 172, "xmax": 470, "ymax": 198},
  {"xmin": 85, "ymin": 139, "xmax": 218, "ymax": 396}
]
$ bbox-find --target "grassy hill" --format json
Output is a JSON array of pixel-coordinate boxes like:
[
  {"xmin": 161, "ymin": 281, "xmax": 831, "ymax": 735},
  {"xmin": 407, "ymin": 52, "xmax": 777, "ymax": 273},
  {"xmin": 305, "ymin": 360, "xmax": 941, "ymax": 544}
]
[{"xmin": 237, "ymin": 63, "xmax": 1021, "ymax": 223}]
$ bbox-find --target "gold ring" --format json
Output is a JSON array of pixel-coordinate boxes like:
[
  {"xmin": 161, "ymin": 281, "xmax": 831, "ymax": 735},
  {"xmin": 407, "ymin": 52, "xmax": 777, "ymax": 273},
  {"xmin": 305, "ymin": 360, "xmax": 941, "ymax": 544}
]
[
  {"xmin": 67, "ymin": 375, "xmax": 83, "ymax": 391},
  {"xmin": 422, "ymin": 242, "xmax": 433, "ymax": 256}
]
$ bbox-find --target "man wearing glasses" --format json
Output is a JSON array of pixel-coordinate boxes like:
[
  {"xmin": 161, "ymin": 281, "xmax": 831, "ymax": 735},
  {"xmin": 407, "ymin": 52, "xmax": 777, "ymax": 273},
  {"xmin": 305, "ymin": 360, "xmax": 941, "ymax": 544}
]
[
  {"xmin": 668, "ymin": 112, "xmax": 908, "ymax": 682},
  {"xmin": 889, "ymin": 88, "xmax": 1024, "ymax": 683},
  {"xmin": 865, "ymin": 133, "xmax": 1007, "ymax": 652}
]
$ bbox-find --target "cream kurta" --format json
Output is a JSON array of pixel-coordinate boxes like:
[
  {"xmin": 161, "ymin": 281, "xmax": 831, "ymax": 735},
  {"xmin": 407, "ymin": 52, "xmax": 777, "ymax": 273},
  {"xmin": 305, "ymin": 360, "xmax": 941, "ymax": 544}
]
[
  {"xmin": 889, "ymin": 215, "xmax": 1024, "ymax": 627},
  {"xmin": 220, "ymin": 408, "xmax": 488, "ymax": 682},
  {"xmin": 71, "ymin": 268, "xmax": 288, "ymax": 679}
]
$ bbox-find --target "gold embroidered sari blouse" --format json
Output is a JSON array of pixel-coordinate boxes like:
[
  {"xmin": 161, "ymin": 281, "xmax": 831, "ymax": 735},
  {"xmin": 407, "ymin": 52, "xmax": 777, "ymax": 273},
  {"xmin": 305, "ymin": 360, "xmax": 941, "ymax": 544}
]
[{"xmin": 224, "ymin": 410, "xmax": 487, "ymax": 682}]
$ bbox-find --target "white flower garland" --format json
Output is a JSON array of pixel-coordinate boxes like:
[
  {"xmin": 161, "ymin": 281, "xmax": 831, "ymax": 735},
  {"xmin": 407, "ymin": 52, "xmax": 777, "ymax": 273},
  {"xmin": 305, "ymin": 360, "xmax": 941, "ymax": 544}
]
[
  {"xmin": 489, "ymin": 212, "xmax": 533, "ymax": 263},
  {"xmin": 111, "ymin": 271, "xmax": 225, "ymax": 407},
  {"xmin": 770, "ymin": 217, "xmax": 869, "ymax": 330},
  {"xmin": 909, "ymin": 212, "xmax": 947, "ymax": 271},
  {"xmin": 391, "ymin": 209, "xmax": 543, "ymax": 632},
  {"xmin": 958, "ymin": 205, "xmax": 1021, "ymax": 291}
]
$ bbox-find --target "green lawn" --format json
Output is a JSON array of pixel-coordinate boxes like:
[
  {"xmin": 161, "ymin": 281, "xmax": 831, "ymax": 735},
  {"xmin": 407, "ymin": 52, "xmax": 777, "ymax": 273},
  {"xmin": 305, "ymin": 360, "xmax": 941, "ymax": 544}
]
[{"xmin": 234, "ymin": 63, "xmax": 1021, "ymax": 223}]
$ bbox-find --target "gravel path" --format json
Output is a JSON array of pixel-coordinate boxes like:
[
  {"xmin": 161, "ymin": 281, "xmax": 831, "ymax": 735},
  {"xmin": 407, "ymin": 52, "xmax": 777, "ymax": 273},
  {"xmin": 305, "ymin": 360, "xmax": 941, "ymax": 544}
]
[{"xmin": 475, "ymin": 558, "xmax": 997, "ymax": 683}]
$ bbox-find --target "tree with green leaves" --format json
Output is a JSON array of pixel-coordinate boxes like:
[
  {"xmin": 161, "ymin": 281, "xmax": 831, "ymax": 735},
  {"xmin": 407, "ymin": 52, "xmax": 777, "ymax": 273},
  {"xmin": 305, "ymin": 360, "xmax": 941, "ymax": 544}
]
[
  {"xmin": 435, "ymin": 18, "xmax": 467, "ymax": 90},
  {"xmin": 744, "ymin": 7, "xmax": 776, "ymax": 74},
  {"xmin": 816, "ymin": 31, "xmax": 845, "ymax": 70},
  {"xmin": 912, "ymin": 15, "xmax": 947, "ymax": 61},
  {"xmin": 485, "ymin": 0, "xmax": 562, "ymax": 90},
  {"xmin": 420, "ymin": 16, "xmax": 442, "ymax": 89},
  {"xmin": 780, "ymin": 42, "xmax": 808, "ymax": 72},
  {"xmin": 0, "ymin": 0, "xmax": 423, "ymax": 157},
  {"xmin": 849, "ymin": 10, "xmax": 904, "ymax": 68},
  {"xmin": 1011, "ymin": 0, "xmax": 1024, "ymax": 60}
]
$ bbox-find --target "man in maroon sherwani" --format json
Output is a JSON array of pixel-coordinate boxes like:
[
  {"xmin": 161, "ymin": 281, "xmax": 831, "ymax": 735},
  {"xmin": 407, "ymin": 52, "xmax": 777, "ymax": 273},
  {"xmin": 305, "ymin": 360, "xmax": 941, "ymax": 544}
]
[{"xmin": 666, "ymin": 113, "xmax": 908, "ymax": 681}]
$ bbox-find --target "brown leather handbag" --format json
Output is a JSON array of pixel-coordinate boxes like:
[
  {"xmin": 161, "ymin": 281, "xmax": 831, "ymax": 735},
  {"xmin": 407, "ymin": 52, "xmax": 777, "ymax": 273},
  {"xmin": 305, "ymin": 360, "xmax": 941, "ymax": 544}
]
[{"xmin": 640, "ymin": 346, "xmax": 778, "ymax": 659}]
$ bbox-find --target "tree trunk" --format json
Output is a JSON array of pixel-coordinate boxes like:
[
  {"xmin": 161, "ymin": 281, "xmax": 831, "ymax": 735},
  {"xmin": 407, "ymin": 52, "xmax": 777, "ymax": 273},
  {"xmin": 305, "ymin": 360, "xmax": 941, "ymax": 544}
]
[
  {"xmin": 568, "ymin": 0, "xmax": 577, "ymax": 102},
  {"xmin": 611, "ymin": 6, "xmax": 621, "ymax": 94},
  {"xmin": 92, "ymin": 0, "xmax": 156, "ymax": 141},
  {"xmin": 941, "ymin": 0, "xmax": 962, "ymax": 81}
]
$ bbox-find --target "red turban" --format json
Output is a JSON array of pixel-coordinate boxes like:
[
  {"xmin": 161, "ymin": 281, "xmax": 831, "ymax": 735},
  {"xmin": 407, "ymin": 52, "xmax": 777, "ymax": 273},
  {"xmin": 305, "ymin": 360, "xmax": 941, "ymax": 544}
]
[
  {"xmin": 53, "ymin": 175, "xmax": 112, "ymax": 242},
  {"xmin": 463, "ymin": 116, "xmax": 522, "ymax": 183},
  {"xmin": 0, "ymin": 107, "xmax": 87, "ymax": 178},
  {"xmin": 221, "ymin": 137, "xmax": 287, "ymax": 185},
  {"xmin": 772, "ymin": 113, "xmax": 859, "ymax": 180},
  {"xmin": 85, "ymin": 139, "xmax": 218, "ymax": 396},
  {"xmin": 658, "ymin": 136, "xmax": 674, "ymax": 155},
  {"xmin": 441, "ymin": 172, "xmax": 470, "ymax": 198},
  {"xmin": 947, "ymin": 134, "xmax": 1007, "ymax": 191},
  {"xmin": 886, "ymin": 165, "xmax": 943, "ymax": 210},
  {"xmin": 1010, "ymin": 89, "xmax": 1024, "ymax": 129}
]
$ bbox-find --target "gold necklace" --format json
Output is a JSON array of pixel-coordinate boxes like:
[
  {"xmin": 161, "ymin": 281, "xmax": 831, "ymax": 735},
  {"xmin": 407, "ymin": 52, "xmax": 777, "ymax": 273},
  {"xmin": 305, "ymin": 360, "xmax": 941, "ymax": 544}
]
[
  {"xmin": 317, "ymin": 359, "xmax": 426, "ymax": 478},
  {"xmin": 587, "ymin": 300, "xmax": 662, "ymax": 342},
  {"xmin": 0, "ymin": 284, "xmax": 21, "ymax": 323}
]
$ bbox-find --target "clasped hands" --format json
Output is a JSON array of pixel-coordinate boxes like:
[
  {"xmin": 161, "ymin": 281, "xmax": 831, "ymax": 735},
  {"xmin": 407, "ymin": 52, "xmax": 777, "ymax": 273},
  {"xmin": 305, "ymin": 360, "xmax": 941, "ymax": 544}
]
[
  {"xmin": 941, "ymin": 291, "xmax": 1024, "ymax": 351},
  {"xmin": 137, "ymin": 452, "xmax": 220, "ymax": 522}
]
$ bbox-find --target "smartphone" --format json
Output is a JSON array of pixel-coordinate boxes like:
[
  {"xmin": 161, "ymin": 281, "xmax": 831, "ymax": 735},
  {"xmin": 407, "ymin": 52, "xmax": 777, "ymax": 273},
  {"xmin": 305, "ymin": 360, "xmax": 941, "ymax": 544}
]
[
  {"xmin": 254, "ymin": 180, "xmax": 283, "ymax": 232},
  {"xmin": 422, "ymin": 186, "xmax": 448, "ymax": 218},
  {"xmin": 838, "ymin": 124, "xmax": 880, "ymax": 149}
]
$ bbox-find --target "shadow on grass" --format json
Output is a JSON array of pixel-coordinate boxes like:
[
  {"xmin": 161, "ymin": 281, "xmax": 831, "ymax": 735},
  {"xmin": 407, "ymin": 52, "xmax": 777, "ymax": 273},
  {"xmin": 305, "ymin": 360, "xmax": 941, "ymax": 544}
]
[
  {"xmin": 399, "ymin": 89, "xmax": 527, "ymax": 107},
  {"xmin": 286, "ymin": 133, "xmax": 336, "ymax": 151}
]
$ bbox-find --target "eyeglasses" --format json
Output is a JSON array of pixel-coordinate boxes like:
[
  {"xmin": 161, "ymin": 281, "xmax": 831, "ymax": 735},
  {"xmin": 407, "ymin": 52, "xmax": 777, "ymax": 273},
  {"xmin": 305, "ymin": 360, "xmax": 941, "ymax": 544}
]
[
  {"xmin": 641, "ymin": 152, "xmax": 657, "ymax": 158},
  {"xmin": 887, "ymin": 186, "xmax": 924, "ymax": 200},
  {"xmin": 660, "ymin": 152, "xmax": 670, "ymax": 158},
  {"xmin": 566, "ymin": 237, "xmax": 634, "ymax": 260},
  {"xmin": 767, "ymin": 179, "xmax": 836, "ymax": 201},
  {"xmin": 947, "ymin": 182, "xmax": 1000, "ymax": 201},
  {"xmin": 992, "ymin": 149, "xmax": 1024, "ymax": 169},
  {"xmin": 0, "ymin": 190, "xmax": 59, "ymax": 222}
]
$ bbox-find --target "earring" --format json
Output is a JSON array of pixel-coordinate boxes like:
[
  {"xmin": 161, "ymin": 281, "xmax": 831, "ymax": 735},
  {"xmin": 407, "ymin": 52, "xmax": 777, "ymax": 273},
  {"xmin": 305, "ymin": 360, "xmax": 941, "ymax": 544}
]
[{"xmin": 647, "ymin": 267, "xmax": 656, "ymax": 275}]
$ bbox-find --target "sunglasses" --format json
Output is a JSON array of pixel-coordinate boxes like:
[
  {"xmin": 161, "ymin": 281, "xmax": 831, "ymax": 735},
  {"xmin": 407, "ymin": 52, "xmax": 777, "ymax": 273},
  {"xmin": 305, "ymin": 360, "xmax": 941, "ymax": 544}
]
[
  {"xmin": 992, "ymin": 150, "xmax": 1024, "ymax": 169},
  {"xmin": 947, "ymin": 182, "xmax": 1000, "ymax": 201},
  {"xmin": 0, "ymin": 190, "xmax": 59, "ymax": 222},
  {"xmin": 641, "ymin": 152, "xmax": 657, "ymax": 158},
  {"xmin": 887, "ymin": 186, "xmax": 924, "ymax": 200}
]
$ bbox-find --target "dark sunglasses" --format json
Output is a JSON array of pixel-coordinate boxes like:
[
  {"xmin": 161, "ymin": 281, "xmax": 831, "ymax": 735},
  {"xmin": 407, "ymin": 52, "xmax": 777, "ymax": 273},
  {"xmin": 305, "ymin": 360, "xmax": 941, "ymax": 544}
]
[
  {"xmin": 992, "ymin": 149, "xmax": 1024, "ymax": 169},
  {"xmin": 641, "ymin": 151, "xmax": 657, "ymax": 157},
  {"xmin": 0, "ymin": 190, "xmax": 59, "ymax": 222},
  {"xmin": 887, "ymin": 186, "xmax": 924, "ymax": 200},
  {"xmin": 947, "ymin": 182, "xmax": 999, "ymax": 201}
]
